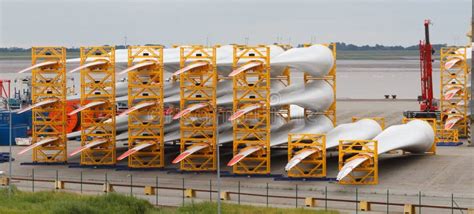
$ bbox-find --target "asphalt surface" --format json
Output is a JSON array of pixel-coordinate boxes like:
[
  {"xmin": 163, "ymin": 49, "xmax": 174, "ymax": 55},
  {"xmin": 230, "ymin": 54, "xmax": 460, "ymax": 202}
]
[{"xmin": 1, "ymin": 100, "xmax": 473, "ymax": 213}]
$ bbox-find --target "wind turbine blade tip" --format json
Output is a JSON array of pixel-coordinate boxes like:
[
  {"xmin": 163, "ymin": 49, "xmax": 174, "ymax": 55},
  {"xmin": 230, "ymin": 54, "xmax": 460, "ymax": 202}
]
[
  {"xmin": 172, "ymin": 152, "xmax": 189, "ymax": 164},
  {"xmin": 227, "ymin": 155, "xmax": 244, "ymax": 166}
]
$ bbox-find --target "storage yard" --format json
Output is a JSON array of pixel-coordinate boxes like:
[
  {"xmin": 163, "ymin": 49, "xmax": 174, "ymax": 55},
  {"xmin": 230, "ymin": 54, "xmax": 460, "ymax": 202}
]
[
  {"xmin": 1, "ymin": 100, "xmax": 473, "ymax": 213},
  {"xmin": 0, "ymin": 1, "xmax": 472, "ymax": 213}
]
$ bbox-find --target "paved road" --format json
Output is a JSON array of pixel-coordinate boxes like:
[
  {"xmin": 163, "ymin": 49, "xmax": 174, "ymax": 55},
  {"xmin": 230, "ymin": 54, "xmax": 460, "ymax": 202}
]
[{"xmin": 1, "ymin": 100, "xmax": 473, "ymax": 213}]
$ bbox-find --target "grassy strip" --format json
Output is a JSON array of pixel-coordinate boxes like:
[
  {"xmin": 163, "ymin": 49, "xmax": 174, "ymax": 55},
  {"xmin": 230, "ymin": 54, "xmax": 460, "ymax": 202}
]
[
  {"xmin": 0, "ymin": 187, "xmax": 169, "ymax": 214},
  {"xmin": 0, "ymin": 187, "xmax": 338, "ymax": 214},
  {"xmin": 178, "ymin": 201, "xmax": 339, "ymax": 214}
]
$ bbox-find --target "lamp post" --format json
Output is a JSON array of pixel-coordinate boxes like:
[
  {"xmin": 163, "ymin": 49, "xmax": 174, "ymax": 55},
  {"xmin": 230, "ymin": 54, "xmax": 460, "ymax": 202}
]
[
  {"xmin": 215, "ymin": 104, "xmax": 221, "ymax": 214},
  {"xmin": 7, "ymin": 88, "xmax": 12, "ymax": 197}
]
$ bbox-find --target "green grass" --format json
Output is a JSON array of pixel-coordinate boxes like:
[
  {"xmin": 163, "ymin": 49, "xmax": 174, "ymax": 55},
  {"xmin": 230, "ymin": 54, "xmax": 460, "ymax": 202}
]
[
  {"xmin": 0, "ymin": 187, "xmax": 170, "ymax": 214},
  {"xmin": 0, "ymin": 187, "xmax": 338, "ymax": 214},
  {"xmin": 178, "ymin": 201, "xmax": 339, "ymax": 214}
]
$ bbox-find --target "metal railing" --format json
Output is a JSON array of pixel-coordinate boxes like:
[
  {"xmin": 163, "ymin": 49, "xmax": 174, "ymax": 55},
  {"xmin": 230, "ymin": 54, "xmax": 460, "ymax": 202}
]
[{"xmin": 1, "ymin": 168, "xmax": 472, "ymax": 213}]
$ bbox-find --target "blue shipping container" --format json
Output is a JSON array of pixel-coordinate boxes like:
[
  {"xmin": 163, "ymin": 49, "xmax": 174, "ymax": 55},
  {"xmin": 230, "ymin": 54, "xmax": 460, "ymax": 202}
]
[
  {"xmin": 0, "ymin": 110, "xmax": 32, "ymax": 127},
  {"xmin": 0, "ymin": 124, "xmax": 29, "ymax": 146}
]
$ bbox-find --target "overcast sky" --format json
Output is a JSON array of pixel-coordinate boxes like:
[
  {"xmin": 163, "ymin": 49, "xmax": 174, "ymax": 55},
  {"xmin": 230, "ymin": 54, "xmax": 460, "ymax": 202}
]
[{"xmin": 0, "ymin": 0, "xmax": 471, "ymax": 48}]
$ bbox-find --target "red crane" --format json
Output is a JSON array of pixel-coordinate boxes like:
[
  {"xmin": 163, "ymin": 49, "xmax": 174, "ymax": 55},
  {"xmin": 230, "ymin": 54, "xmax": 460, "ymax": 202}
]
[
  {"xmin": 404, "ymin": 19, "xmax": 439, "ymax": 119},
  {"xmin": 419, "ymin": 19, "xmax": 437, "ymax": 112},
  {"xmin": 0, "ymin": 80, "xmax": 10, "ymax": 99}
]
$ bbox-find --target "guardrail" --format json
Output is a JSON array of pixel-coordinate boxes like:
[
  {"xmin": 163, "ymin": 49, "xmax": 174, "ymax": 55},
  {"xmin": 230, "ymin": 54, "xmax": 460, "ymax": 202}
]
[{"xmin": 2, "ymin": 172, "xmax": 470, "ymax": 213}]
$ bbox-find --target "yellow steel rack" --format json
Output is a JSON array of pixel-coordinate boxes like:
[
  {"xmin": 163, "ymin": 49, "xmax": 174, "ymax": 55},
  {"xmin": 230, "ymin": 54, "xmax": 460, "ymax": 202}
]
[
  {"xmin": 179, "ymin": 45, "xmax": 218, "ymax": 171},
  {"xmin": 80, "ymin": 46, "xmax": 116, "ymax": 165},
  {"xmin": 31, "ymin": 47, "xmax": 67, "ymax": 163},
  {"xmin": 232, "ymin": 45, "xmax": 271, "ymax": 174},
  {"xmin": 440, "ymin": 46, "xmax": 470, "ymax": 138},
  {"xmin": 338, "ymin": 140, "xmax": 378, "ymax": 185},
  {"xmin": 283, "ymin": 43, "xmax": 336, "ymax": 177},
  {"xmin": 436, "ymin": 129, "xmax": 459, "ymax": 144},
  {"xmin": 287, "ymin": 134, "xmax": 326, "ymax": 178},
  {"xmin": 127, "ymin": 46, "xmax": 164, "ymax": 168}
]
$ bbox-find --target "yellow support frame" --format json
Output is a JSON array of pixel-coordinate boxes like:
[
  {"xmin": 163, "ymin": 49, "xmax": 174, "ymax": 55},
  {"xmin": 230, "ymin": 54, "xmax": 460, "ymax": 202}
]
[
  {"xmin": 287, "ymin": 134, "xmax": 326, "ymax": 178},
  {"xmin": 31, "ymin": 47, "xmax": 67, "ymax": 163},
  {"xmin": 274, "ymin": 44, "xmax": 293, "ymax": 51},
  {"xmin": 127, "ymin": 46, "xmax": 164, "ymax": 168},
  {"xmin": 232, "ymin": 45, "xmax": 271, "ymax": 174},
  {"xmin": 338, "ymin": 140, "xmax": 378, "ymax": 185},
  {"xmin": 440, "ymin": 46, "xmax": 470, "ymax": 138},
  {"xmin": 179, "ymin": 45, "xmax": 218, "ymax": 171},
  {"xmin": 80, "ymin": 46, "xmax": 116, "ymax": 165},
  {"xmin": 304, "ymin": 43, "xmax": 337, "ymax": 126},
  {"xmin": 436, "ymin": 129, "xmax": 459, "ymax": 144},
  {"xmin": 402, "ymin": 117, "xmax": 436, "ymax": 154},
  {"xmin": 352, "ymin": 117, "xmax": 386, "ymax": 130},
  {"xmin": 274, "ymin": 67, "xmax": 291, "ymax": 122}
]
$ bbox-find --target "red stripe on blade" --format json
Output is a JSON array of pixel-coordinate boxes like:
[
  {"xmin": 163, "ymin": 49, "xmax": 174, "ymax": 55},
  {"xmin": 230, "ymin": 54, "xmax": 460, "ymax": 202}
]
[
  {"xmin": 172, "ymin": 152, "xmax": 190, "ymax": 164},
  {"xmin": 227, "ymin": 155, "xmax": 244, "ymax": 166},
  {"xmin": 117, "ymin": 149, "xmax": 137, "ymax": 161}
]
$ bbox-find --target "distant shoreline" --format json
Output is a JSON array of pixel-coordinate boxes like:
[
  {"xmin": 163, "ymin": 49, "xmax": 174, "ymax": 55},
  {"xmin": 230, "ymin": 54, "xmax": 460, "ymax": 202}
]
[
  {"xmin": 0, "ymin": 49, "xmax": 422, "ymax": 60},
  {"xmin": 337, "ymin": 98, "xmax": 417, "ymax": 102}
]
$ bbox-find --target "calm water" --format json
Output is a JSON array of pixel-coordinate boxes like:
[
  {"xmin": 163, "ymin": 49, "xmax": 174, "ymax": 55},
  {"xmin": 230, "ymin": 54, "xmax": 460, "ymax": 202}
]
[{"xmin": 0, "ymin": 59, "xmax": 441, "ymax": 99}]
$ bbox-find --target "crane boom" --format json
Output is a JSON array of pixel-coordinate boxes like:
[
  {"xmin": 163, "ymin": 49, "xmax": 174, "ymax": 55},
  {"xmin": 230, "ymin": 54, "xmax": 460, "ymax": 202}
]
[
  {"xmin": 404, "ymin": 19, "xmax": 439, "ymax": 119},
  {"xmin": 419, "ymin": 19, "xmax": 436, "ymax": 111}
]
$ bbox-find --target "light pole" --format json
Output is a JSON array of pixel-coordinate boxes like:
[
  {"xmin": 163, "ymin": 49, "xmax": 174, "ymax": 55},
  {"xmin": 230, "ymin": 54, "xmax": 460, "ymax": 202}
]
[
  {"xmin": 7, "ymin": 88, "xmax": 12, "ymax": 197},
  {"xmin": 215, "ymin": 104, "xmax": 221, "ymax": 214}
]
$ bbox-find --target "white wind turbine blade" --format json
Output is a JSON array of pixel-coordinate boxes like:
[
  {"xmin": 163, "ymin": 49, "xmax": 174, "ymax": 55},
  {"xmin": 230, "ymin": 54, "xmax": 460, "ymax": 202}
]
[
  {"xmin": 69, "ymin": 60, "xmax": 109, "ymax": 73},
  {"xmin": 285, "ymin": 148, "xmax": 320, "ymax": 171},
  {"xmin": 68, "ymin": 101, "xmax": 106, "ymax": 116},
  {"xmin": 173, "ymin": 61, "xmax": 209, "ymax": 76},
  {"xmin": 172, "ymin": 143, "xmax": 209, "ymax": 164},
  {"xmin": 118, "ymin": 60, "xmax": 157, "ymax": 75},
  {"xmin": 445, "ymin": 115, "xmax": 463, "ymax": 130},
  {"xmin": 117, "ymin": 141, "xmax": 154, "ymax": 160},
  {"xmin": 216, "ymin": 45, "xmax": 284, "ymax": 76},
  {"xmin": 228, "ymin": 61, "xmax": 262, "ymax": 77},
  {"xmin": 228, "ymin": 104, "xmax": 261, "ymax": 121},
  {"xmin": 337, "ymin": 155, "xmax": 372, "ymax": 181},
  {"xmin": 66, "ymin": 123, "xmax": 129, "ymax": 140},
  {"xmin": 228, "ymin": 116, "xmax": 333, "ymax": 166},
  {"xmin": 271, "ymin": 44, "xmax": 334, "ymax": 77},
  {"xmin": 227, "ymin": 146, "xmax": 262, "ymax": 166},
  {"xmin": 17, "ymin": 98, "xmax": 60, "ymax": 114},
  {"xmin": 444, "ymin": 47, "xmax": 472, "ymax": 69},
  {"xmin": 17, "ymin": 137, "xmax": 59, "ymax": 155},
  {"xmin": 275, "ymin": 80, "xmax": 334, "ymax": 111},
  {"xmin": 325, "ymin": 119, "xmax": 383, "ymax": 148},
  {"xmin": 116, "ymin": 131, "xmax": 129, "ymax": 141},
  {"xmin": 173, "ymin": 103, "xmax": 208, "ymax": 119},
  {"xmin": 69, "ymin": 138, "xmax": 109, "ymax": 157},
  {"xmin": 229, "ymin": 80, "xmax": 333, "ymax": 120},
  {"xmin": 118, "ymin": 101, "xmax": 156, "ymax": 116},
  {"xmin": 172, "ymin": 119, "xmax": 265, "ymax": 165},
  {"xmin": 443, "ymin": 86, "xmax": 462, "ymax": 100},
  {"xmin": 445, "ymin": 58, "xmax": 461, "ymax": 70},
  {"xmin": 18, "ymin": 61, "xmax": 59, "ymax": 73},
  {"xmin": 285, "ymin": 119, "xmax": 382, "ymax": 171},
  {"xmin": 337, "ymin": 120, "xmax": 435, "ymax": 181}
]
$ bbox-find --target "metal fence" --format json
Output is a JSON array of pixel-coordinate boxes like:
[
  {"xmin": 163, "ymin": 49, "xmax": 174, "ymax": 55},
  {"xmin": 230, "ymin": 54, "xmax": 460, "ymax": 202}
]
[{"xmin": 1, "ymin": 168, "xmax": 472, "ymax": 214}]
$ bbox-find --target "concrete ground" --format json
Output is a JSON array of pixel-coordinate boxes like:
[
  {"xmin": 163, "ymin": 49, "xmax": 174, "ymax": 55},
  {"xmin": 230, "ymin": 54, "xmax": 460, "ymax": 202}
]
[{"xmin": 1, "ymin": 100, "xmax": 473, "ymax": 213}]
